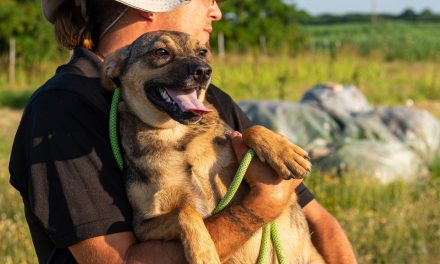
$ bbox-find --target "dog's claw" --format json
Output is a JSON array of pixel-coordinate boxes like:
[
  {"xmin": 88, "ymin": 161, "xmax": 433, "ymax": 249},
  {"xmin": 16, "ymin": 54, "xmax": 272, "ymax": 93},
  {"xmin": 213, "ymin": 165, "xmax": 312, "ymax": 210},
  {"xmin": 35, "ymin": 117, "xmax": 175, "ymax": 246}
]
[{"xmin": 242, "ymin": 125, "xmax": 313, "ymax": 181}]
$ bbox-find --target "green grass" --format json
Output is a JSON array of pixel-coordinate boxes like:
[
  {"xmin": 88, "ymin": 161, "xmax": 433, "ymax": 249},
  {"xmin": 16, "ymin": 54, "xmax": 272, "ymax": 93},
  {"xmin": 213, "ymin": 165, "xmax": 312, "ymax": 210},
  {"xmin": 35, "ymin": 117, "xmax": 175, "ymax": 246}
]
[
  {"xmin": 302, "ymin": 21, "xmax": 440, "ymax": 62},
  {"xmin": 0, "ymin": 90, "xmax": 33, "ymax": 109},
  {"xmin": 0, "ymin": 109, "xmax": 36, "ymax": 264},
  {"xmin": 305, "ymin": 164, "xmax": 440, "ymax": 263},
  {"xmin": 2, "ymin": 51, "xmax": 440, "ymax": 109},
  {"xmin": 211, "ymin": 51, "xmax": 440, "ymax": 105},
  {"xmin": 0, "ymin": 106, "xmax": 439, "ymax": 263},
  {"xmin": 3, "ymin": 51, "xmax": 440, "ymax": 108}
]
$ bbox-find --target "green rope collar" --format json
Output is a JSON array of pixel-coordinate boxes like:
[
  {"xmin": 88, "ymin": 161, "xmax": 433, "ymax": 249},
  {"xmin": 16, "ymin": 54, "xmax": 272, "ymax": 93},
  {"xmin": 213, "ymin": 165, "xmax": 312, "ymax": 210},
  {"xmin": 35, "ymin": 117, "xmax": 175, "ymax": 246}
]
[{"xmin": 109, "ymin": 88, "xmax": 285, "ymax": 264}]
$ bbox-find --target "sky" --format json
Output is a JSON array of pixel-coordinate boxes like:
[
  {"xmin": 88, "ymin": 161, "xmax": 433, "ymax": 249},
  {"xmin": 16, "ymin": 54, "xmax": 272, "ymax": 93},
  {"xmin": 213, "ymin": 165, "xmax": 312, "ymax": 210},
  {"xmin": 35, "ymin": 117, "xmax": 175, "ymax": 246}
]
[{"xmin": 293, "ymin": 0, "xmax": 440, "ymax": 15}]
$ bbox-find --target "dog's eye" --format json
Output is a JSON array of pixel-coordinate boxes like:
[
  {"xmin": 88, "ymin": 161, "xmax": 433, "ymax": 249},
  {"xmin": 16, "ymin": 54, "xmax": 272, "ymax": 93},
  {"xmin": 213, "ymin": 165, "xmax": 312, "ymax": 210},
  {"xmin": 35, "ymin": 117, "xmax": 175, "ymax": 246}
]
[
  {"xmin": 154, "ymin": 48, "xmax": 170, "ymax": 57},
  {"xmin": 197, "ymin": 49, "xmax": 209, "ymax": 58}
]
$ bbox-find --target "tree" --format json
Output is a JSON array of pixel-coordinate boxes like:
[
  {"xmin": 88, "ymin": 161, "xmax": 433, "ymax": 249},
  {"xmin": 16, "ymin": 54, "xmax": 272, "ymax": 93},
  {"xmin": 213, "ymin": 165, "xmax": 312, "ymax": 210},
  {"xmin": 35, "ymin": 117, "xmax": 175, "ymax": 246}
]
[
  {"xmin": 398, "ymin": 8, "xmax": 418, "ymax": 21},
  {"xmin": 0, "ymin": 0, "xmax": 62, "ymax": 63},
  {"xmin": 212, "ymin": 0, "xmax": 308, "ymax": 53}
]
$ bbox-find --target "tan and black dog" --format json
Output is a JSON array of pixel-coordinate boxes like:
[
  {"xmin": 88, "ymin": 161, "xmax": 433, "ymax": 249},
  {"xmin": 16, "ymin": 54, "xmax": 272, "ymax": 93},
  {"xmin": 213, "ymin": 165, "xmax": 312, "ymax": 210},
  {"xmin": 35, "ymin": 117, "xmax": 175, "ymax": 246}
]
[{"xmin": 102, "ymin": 31, "xmax": 324, "ymax": 264}]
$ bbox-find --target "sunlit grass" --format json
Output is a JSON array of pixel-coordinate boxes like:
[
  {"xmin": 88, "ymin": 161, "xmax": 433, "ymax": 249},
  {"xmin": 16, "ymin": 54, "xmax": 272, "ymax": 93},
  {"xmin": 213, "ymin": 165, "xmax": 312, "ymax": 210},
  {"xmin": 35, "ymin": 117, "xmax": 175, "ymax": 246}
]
[
  {"xmin": 1, "ymin": 105, "xmax": 439, "ymax": 263},
  {"xmin": 0, "ymin": 109, "xmax": 37, "ymax": 263},
  {"xmin": 305, "ymin": 166, "xmax": 440, "ymax": 264},
  {"xmin": 211, "ymin": 51, "xmax": 440, "ymax": 105},
  {"xmin": 1, "ymin": 49, "xmax": 440, "ymax": 263}
]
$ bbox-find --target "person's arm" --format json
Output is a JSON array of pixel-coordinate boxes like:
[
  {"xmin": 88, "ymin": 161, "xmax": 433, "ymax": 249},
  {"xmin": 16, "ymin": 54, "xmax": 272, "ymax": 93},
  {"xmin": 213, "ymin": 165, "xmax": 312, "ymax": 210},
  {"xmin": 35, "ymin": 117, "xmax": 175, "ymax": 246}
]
[
  {"xmin": 303, "ymin": 199, "xmax": 357, "ymax": 264},
  {"xmin": 69, "ymin": 131, "xmax": 302, "ymax": 263},
  {"xmin": 69, "ymin": 200, "xmax": 284, "ymax": 264}
]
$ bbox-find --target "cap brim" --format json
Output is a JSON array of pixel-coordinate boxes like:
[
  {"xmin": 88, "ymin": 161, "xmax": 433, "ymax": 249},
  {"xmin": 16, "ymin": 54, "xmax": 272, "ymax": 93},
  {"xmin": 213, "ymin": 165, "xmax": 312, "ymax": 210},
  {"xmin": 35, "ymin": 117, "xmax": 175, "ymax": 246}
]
[
  {"xmin": 114, "ymin": 0, "xmax": 189, "ymax": 13},
  {"xmin": 41, "ymin": 0, "xmax": 189, "ymax": 23}
]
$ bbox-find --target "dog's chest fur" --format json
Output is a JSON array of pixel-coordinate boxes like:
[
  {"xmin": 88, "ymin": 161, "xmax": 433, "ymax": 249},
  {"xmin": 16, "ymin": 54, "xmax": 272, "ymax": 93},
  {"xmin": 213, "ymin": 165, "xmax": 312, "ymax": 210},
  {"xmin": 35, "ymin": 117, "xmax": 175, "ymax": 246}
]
[{"xmin": 119, "ymin": 102, "xmax": 239, "ymax": 220}]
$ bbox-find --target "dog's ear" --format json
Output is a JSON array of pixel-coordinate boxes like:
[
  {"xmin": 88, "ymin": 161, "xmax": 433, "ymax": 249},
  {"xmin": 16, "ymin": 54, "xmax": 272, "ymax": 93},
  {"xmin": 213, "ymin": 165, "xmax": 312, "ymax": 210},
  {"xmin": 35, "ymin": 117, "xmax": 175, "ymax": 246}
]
[{"xmin": 101, "ymin": 45, "xmax": 131, "ymax": 92}]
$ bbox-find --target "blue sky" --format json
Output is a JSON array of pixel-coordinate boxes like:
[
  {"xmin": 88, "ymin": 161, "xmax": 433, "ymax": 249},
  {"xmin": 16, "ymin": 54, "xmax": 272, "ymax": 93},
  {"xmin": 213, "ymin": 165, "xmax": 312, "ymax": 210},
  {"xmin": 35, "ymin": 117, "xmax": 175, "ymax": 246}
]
[{"xmin": 293, "ymin": 0, "xmax": 440, "ymax": 15}]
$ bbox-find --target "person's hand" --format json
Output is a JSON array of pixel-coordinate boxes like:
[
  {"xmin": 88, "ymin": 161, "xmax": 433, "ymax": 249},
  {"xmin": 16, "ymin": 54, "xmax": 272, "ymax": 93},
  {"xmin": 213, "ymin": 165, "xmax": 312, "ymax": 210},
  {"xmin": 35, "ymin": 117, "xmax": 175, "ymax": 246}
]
[{"xmin": 229, "ymin": 131, "xmax": 302, "ymax": 222}]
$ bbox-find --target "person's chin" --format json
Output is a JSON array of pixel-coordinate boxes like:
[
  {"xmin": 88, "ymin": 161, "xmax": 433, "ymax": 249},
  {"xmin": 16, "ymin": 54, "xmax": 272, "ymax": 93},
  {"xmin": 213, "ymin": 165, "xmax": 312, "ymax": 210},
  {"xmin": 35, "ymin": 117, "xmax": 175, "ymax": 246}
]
[{"xmin": 201, "ymin": 31, "xmax": 211, "ymax": 43}]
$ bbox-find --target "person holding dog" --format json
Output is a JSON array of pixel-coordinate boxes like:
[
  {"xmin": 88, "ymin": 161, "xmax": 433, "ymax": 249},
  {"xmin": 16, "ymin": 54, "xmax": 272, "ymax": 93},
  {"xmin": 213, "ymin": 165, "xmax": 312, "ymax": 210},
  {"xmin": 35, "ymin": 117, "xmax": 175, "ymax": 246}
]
[{"xmin": 9, "ymin": 0, "xmax": 357, "ymax": 263}]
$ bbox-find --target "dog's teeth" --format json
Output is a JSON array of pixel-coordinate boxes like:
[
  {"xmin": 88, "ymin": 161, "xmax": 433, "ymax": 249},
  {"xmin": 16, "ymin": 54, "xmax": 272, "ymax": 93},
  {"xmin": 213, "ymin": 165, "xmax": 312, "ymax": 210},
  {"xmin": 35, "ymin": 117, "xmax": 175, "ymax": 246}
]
[
  {"xmin": 160, "ymin": 89, "xmax": 166, "ymax": 97},
  {"xmin": 159, "ymin": 89, "xmax": 172, "ymax": 102},
  {"xmin": 158, "ymin": 88, "xmax": 175, "ymax": 104}
]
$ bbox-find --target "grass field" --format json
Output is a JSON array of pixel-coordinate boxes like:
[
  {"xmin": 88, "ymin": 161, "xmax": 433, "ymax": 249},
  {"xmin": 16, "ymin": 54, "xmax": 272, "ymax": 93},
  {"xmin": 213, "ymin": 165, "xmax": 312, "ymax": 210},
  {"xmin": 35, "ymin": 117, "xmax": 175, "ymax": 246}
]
[
  {"xmin": 1, "ymin": 105, "xmax": 439, "ymax": 263},
  {"xmin": 0, "ymin": 108, "xmax": 35, "ymax": 264},
  {"xmin": 1, "ymin": 24, "xmax": 440, "ymax": 262},
  {"xmin": 302, "ymin": 21, "xmax": 440, "ymax": 62},
  {"xmin": 3, "ymin": 50, "xmax": 439, "ymax": 107}
]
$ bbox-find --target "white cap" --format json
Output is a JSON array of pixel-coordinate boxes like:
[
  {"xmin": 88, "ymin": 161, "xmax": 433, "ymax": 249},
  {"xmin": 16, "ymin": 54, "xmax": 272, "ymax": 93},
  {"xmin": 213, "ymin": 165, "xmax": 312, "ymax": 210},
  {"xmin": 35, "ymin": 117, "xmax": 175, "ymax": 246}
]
[
  {"xmin": 115, "ymin": 0, "xmax": 189, "ymax": 13},
  {"xmin": 41, "ymin": 0, "xmax": 189, "ymax": 23}
]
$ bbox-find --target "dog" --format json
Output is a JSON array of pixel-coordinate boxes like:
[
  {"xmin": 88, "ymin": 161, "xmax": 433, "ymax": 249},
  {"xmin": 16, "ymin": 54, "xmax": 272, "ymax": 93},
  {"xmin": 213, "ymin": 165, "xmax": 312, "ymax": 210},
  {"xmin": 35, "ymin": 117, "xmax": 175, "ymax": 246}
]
[{"xmin": 102, "ymin": 30, "xmax": 325, "ymax": 264}]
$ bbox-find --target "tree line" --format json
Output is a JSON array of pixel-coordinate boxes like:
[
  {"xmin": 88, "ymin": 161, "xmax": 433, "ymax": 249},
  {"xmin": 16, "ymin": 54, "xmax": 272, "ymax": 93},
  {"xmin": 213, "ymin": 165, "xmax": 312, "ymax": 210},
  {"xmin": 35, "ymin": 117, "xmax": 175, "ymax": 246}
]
[{"xmin": 304, "ymin": 8, "xmax": 440, "ymax": 24}]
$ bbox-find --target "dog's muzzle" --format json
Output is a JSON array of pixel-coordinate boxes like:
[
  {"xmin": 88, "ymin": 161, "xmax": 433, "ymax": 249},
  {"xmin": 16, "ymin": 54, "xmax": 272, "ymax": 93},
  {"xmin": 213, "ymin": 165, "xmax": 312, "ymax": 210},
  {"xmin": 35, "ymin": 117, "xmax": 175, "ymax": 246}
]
[{"xmin": 144, "ymin": 61, "xmax": 213, "ymax": 125}]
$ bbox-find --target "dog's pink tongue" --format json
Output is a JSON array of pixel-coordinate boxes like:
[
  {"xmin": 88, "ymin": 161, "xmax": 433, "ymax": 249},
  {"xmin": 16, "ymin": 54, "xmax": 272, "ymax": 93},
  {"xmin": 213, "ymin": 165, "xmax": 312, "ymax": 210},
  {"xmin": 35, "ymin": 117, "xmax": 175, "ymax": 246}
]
[{"xmin": 165, "ymin": 88, "xmax": 212, "ymax": 115}]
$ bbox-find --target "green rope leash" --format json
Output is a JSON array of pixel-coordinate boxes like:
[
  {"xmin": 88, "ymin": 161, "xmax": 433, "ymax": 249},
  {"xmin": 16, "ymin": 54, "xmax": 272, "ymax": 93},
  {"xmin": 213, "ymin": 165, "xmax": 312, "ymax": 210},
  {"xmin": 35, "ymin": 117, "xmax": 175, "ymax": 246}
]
[
  {"xmin": 109, "ymin": 88, "xmax": 285, "ymax": 264},
  {"xmin": 271, "ymin": 222, "xmax": 286, "ymax": 264},
  {"xmin": 257, "ymin": 225, "xmax": 271, "ymax": 263},
  {"xmin": 110, "ymin": 88, "xmax": 124, "ymax": 170},
  {"xmin": 212, "ymin": 149, "xmax": 255, "ymax": 214},
  {"xmin": 211, "ymin": 149, "xmax": 286, "ymax": 264}
]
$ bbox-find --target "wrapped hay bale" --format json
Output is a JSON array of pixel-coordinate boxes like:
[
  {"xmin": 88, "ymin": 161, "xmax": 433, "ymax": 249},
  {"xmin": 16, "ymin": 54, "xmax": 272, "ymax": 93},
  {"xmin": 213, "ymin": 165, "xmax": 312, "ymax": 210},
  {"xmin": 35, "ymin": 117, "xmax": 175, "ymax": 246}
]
[
  {"xmin": 300, "ymin": 83, "xmax": 371, "ymax": 121},
  {"xmin": 239, "ymin": 83, "xmax": 439, "ymax": 183},
  {"xmin": 374, "ymin": 106, "xmax": 440, "ymax": 164},
  {"xmin": 238, "ymin": 100, "xmax": 339, "ymax": 150},
  {"xmin": 315, "ymin": 140, "xmax": 430, "ymax": 184}
]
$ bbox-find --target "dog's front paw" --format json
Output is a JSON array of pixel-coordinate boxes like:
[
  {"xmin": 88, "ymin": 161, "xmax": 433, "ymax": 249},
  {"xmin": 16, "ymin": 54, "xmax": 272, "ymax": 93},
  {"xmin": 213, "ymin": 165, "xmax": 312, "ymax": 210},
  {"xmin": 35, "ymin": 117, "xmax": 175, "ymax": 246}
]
[{"xmin": 243, "ymin": 125, "xmax": 311, "ymax": 180}]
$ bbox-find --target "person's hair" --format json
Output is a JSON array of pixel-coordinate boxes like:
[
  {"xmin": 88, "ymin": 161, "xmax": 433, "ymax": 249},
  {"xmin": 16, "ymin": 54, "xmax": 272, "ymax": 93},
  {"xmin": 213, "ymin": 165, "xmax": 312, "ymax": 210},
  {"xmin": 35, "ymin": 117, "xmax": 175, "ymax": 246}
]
[{"xmin": 53, "ymin": 0, "xmax": 126, "ymax": 50}]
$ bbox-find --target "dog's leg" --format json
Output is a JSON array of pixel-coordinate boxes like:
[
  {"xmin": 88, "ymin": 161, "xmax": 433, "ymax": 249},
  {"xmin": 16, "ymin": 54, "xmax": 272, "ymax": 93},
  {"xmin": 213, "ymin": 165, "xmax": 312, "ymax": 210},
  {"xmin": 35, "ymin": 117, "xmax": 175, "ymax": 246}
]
[
  {"xmin": 242, "ymin": 125, "xmax": 311, "ymax": 179},
  {"xmin": 178, "ymin": 205, "xmax": 221, "ymax": 264},
  {"xmin": 133, "ymin": 210, "xmax": 181, "ymax": 241},
  {"xmin": 134, "ymin": 206, "xmax": 221, "ymax": 264}
]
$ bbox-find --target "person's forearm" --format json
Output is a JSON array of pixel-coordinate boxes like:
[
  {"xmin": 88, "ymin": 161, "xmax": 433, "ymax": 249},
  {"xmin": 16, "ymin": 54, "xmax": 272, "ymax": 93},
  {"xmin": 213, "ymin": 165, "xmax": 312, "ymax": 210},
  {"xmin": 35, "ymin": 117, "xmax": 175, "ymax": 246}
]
[
  {"xmin": 309, "ymin": 217, "xmax": 357, "ymax": 264},
  {"xmin": 125, "ymin": 201, "xmax": 273, "ymax": 263},
  {"xmin": 206, "ymin": 177, "xmax": 298, "ymax": 263},
  {"xmin": 125, "ymin": 240, "xmax": 187, "ymax": 264},
  {"xmin": 304, "ymin": 200, "xmax": 357, "ymax": 264},
  {"xmin": 206, "ymin": 203, "xmax": 267, "ymax": 262}
]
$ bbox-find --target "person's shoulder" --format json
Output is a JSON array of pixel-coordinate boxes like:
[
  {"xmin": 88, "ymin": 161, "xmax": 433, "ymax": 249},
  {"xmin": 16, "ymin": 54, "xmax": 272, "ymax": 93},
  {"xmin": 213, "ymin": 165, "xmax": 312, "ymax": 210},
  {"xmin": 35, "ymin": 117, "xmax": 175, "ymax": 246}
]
[
  {"xmin": 208, "ymin": 84, "xmax": 231, "ymax": 97},
  {"xmin": 34, "ymin": 73, "xmax": 101, "ymax": 100},
  {"xmin": 26, "ymin": 73, "xmax": 107, "ymax": 117},
  {"xmin": 207, "ymin": 84, "xmax": 234, "ymax": 106}
]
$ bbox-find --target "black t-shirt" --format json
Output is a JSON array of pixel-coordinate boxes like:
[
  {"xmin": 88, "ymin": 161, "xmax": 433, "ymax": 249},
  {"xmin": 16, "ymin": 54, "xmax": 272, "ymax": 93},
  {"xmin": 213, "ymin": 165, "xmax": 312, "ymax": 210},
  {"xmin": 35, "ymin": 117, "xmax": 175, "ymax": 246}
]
[{"xmin": 9, "ymin": 48, "xmax": 314, "ymax": 263}]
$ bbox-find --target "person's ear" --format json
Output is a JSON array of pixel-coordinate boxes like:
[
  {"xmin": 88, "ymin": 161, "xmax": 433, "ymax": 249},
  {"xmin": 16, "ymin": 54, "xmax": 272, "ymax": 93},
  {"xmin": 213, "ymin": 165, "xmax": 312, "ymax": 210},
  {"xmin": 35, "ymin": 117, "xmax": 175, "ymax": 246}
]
[{"xmin": 101, "ymin": 45, "xmax": 131, "ymax": 91}]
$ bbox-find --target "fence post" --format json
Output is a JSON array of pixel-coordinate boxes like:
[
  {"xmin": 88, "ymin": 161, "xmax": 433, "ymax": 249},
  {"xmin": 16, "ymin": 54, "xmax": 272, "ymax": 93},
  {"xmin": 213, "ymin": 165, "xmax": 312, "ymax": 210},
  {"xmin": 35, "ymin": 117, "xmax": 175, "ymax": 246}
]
[
  {"xmin": 9, "ymin": 38, "xmax": 16, "ymax": 87},
  {"xmin": 218, "ymin": 31, "xmax": 225, "ymax": 59},
  {"xmin": 259, "ymin": 35, "xmax": 267, "ymax": 55}
]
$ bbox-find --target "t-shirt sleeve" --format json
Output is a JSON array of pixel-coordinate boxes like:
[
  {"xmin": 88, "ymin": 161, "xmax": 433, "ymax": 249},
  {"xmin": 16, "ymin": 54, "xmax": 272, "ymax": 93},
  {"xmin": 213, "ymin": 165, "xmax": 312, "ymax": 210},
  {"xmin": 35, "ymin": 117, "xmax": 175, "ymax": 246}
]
[
  {"xmin": 295, "ymin": 183, "xmax": 315, "ymax": 208},
  {"xmin": 207, "ymin": 84, "xmax": 315, "ymax": 208},
  {"xmin": 25, "ymin": 90, "xmax": 132, "ymax": 247}
]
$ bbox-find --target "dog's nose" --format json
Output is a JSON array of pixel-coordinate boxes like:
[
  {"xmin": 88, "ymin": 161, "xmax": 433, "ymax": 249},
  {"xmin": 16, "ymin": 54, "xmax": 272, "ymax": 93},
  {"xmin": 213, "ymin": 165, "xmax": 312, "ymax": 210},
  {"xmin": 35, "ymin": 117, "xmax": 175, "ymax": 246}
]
[{"xmin": 192, "ymin": 65, "xmax": 212, "ymax": 83}]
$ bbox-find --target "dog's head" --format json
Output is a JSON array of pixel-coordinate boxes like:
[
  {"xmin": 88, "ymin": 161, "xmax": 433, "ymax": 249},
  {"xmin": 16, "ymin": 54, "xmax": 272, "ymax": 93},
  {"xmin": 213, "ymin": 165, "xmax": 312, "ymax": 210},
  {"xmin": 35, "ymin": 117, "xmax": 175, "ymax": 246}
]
[{"xmin": 103, "ymin": 31, "xmax": 213, "ymax": 128}]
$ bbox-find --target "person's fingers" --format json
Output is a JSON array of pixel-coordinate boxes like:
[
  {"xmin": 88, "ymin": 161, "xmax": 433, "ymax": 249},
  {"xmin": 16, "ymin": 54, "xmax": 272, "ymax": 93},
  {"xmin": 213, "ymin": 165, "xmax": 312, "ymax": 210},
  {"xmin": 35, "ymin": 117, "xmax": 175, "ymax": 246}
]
[{"xmin": 229, "ymin": 131, "xmax": 248, "ymax": 160}]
